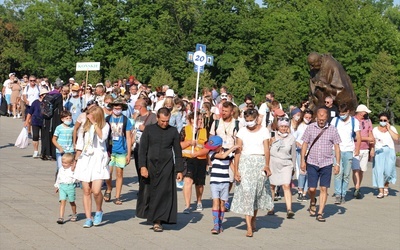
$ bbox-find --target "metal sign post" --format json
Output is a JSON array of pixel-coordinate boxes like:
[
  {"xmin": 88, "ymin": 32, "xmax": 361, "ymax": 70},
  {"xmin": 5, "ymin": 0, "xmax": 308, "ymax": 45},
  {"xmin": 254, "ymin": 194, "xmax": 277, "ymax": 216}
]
[{"xmin": 187, "ymin": 44, "xmax": 214, "ymax": 152}]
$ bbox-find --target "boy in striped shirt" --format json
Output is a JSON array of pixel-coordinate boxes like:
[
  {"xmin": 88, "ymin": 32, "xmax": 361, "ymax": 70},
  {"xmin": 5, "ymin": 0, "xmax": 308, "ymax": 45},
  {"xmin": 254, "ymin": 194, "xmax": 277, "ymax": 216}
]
[{"xmin": 205, "ymin": 135, "xmax": 238, "ymax": 235}]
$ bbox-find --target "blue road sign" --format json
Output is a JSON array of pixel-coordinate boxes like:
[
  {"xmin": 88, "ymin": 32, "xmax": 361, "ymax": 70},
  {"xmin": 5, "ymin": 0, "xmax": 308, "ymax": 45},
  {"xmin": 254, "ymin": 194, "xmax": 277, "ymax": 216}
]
[
  {"xmin": 196, "ymin": 44, "xmax": 206, "ymax": 53},
  {"xmin": 187, "ymin": 52, "xmax": 194, "ymax": 62},
  {"xmin": 194, "ymin": 65, "xmax": 205, "ymax": 73}
]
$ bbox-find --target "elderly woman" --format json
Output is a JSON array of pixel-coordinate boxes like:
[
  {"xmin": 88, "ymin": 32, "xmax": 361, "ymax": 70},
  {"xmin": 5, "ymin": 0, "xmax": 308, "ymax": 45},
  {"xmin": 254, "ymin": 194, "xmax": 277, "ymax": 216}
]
[
  {"xmin": 269, "ymin": 118, "xmax": 297, "ymax": 218},
  {"xmin": 372, "ymin": 112, "xmax": 398, "ymax": 198},
  {"xmin": 231, "ymin": 109, "xmax": 273, "ymax": 237}
]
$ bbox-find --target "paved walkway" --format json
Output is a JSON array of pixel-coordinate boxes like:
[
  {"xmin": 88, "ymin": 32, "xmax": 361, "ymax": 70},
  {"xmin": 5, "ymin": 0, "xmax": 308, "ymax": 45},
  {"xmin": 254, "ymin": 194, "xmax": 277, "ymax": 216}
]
[{"xmin": 1, "ymin": 116, "xmax": 399, "ymax": 249}]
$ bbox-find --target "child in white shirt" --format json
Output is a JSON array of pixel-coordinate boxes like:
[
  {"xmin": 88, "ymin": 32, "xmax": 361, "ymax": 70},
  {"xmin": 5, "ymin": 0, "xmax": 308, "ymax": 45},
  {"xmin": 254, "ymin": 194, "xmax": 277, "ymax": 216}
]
[{"xmin": 54, "ymin": 153, "xmax": 77, "ymax": 224}]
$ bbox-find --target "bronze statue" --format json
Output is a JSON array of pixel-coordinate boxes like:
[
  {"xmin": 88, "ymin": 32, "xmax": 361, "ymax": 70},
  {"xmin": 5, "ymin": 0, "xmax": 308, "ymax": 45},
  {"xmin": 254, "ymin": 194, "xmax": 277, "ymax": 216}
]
[{"xmin": 307, "ymin": 52, "xmax": 358, "ymax": 113}]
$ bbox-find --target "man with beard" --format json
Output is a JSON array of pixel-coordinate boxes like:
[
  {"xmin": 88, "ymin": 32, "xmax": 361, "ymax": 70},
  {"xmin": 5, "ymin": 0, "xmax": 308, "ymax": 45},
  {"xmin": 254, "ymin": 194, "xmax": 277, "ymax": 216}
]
[{"xmin": 137, "ymin": 107, "xmax": 183, "ymax": 232}]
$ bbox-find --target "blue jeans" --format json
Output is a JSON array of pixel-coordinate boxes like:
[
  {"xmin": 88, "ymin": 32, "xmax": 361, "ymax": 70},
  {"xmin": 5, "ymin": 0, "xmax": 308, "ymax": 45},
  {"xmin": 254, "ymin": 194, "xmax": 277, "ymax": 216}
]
[
  {"xmin": 334, "ymin": 151, "xmax": 353, "ymax": 197},
  {"xmin": 296, "ymin": 148, "xmax": 308, "ymax": 192}
]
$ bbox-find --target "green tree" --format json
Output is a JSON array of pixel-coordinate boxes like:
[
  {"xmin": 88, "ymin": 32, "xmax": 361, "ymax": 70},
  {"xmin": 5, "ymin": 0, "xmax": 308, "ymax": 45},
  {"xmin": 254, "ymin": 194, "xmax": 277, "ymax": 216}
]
[
  {"xmin": 107, "ymin": 56, "xmax": 135, "ymax": 82},
  {"xmin": 365, "ymin": 51, "xmax": 399, "ymax": 123},
  {"xmin": 181, "ymin": 70, "xmax": 216, "ymax": 98},
  {"xmin": 268, "ymin": 65, "xmax": 307, "ymax": 111},
  {"xmin": 224, "ymin": 60, "xmax": 257, "ymax": 103},
  {"xmin": 149, "ymin": 67, "xmax": 179, "ymax": 91}
]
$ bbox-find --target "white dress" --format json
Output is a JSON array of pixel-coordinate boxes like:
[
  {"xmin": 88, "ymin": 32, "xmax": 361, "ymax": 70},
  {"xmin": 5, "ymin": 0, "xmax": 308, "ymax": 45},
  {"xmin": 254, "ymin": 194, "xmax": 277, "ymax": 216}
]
[{"xmin": 74, "ymin": 124, "xmax": 110, "ymax": 182}]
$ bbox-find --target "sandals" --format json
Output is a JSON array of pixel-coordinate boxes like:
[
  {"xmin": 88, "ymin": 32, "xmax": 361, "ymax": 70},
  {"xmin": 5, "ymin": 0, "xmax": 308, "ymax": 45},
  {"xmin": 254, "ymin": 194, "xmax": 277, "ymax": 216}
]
[
  {"xmin": 211, "ymin": 225, "xmax": 219, "ymax": 235},
  {"xmin": 70, "ymin": 214, "xmax": 78, "ymax": 222},
  {"xmin": 316, "ymin": 214, "xmax": 326, "ymax": 222},
  {"xmin": 103, "ymin": 190, "xmax": 111, "ymax": 202},
  {"xmin": 377, "ymin": 193, "xmax": 384, "ymax": 199},
  {"xmin": 246, "ymin": 230, "xmax": 253, "ymax": 237},
  {"xmin": 153, "ymin": 224, "xmax": 163, "ymax": 232},
  {"xmin": 267, "ymin": 210, "xmax": 275, "ymax": 216},
  {"xmin": 114, "ymin": 197, "xmax": 123, "ymax": 205},
  {"xmin": 309, "ymin": 198, "xmax": 317, "ymax": 216},
  {"xmin": 383, "ymin": 188, "xmax": 389, "ymax": 197},
  {"xmin": 287, "ymin": 210, "xmax": 295, "ymax": 219},
  {"xmin": 57, "ymin": 218, "xmax": 64, "ymax": 224}
]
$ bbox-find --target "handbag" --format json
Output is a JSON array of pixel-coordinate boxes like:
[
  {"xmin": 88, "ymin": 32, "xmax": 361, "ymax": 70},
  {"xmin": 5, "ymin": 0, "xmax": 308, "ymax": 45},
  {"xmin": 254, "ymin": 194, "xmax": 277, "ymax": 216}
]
[
  {"xmin": 15, "ymin": 127, "xmax": 29, "ymax": 149},
  {"xmin": 304, "ymin": 125, "xmax": 329, "ymax": 162}
]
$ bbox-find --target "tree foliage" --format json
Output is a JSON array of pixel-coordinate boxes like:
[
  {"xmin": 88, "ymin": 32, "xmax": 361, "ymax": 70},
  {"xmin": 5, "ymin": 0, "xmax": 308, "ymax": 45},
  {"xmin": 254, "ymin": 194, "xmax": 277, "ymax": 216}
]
[{"xmin": 1, "ymin": 0, "xmax": 400, "ymax": 122}]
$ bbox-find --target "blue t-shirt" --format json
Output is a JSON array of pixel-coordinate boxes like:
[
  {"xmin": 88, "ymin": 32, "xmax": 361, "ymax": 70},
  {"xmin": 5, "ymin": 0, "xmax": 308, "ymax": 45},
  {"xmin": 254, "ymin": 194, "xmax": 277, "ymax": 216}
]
[
  {"xmin": 28, "ymin": 99, "xmax": 43, "ymax": 127},
  {"xmin": 53, "ymin": 124, "xmax": 74, "ymax": 153},
  {"xmin": 64, "ymin": 96, "xmax": 82, "ymax": 123},
  {"xmin": 109, "ymin": 115, "xmax": 133, "ymax": 154}
]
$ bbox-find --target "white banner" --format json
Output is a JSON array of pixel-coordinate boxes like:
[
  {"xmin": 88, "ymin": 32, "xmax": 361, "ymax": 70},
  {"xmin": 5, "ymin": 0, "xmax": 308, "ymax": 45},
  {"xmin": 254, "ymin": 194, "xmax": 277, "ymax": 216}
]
[{"xmin": 76, "ymin": 62, "xmax": 100, "ymax": 71}]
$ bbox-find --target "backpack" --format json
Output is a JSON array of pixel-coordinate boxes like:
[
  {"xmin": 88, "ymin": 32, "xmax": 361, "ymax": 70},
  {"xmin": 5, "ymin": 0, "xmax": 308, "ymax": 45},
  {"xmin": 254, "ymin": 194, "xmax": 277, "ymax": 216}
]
[
  {"xmin": 214, "ymin": 119, "xmax": 240, "ymax": 136},
  {"xmin": 105, "ymin": 115, "xmax": 128, "ymax": 155},
  {"xmin": 40, "ymin": 94, "xmax": 58, "ymax": 119},
  {"xmin": 334, "ymin": 116, "xmax": 355, "ymax": 139}
]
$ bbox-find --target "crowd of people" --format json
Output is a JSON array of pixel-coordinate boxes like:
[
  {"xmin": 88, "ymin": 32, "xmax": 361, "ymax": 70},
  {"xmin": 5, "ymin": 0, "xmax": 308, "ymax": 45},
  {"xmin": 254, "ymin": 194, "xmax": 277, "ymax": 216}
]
[{"xmin": 2, "ymin": 72, "xmax": 398, "ymax": 236}]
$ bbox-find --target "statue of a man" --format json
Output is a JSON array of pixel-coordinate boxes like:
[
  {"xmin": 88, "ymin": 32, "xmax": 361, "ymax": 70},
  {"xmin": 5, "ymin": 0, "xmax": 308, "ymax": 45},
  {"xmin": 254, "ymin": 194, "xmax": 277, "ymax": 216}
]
[{"xmin": 307, "ymin": 52, "xmax": 358, "ymax": 113}]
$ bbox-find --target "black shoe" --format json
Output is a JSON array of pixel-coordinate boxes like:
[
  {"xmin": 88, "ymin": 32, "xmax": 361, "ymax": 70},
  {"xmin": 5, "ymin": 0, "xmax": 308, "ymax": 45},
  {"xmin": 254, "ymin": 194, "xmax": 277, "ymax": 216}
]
[{"xmin": 296, "ymin": 193, "xmax": 303, "ymax": 202}]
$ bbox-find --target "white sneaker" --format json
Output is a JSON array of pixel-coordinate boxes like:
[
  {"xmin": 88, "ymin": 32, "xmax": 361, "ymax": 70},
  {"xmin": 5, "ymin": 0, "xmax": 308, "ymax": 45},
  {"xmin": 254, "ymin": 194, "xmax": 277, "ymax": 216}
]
[
  {"xmin": 196, "ymin": 203, "xmax": 203, "ymax": 211},
  {"xmin": 13, "ymin": 116, "xmax": 16, "ymax": 119},
  {"xmin": 17, "ymin": 114, "xmax": 20, "ymax": 119},
  {"xmin": 33, "ymin": 151, "xmax": 39, "ymax": 158}
]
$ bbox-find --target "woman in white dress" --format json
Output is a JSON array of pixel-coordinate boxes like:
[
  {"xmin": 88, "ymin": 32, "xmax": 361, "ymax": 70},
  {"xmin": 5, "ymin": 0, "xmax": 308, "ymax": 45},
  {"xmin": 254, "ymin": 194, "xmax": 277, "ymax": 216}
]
[
  {"xmin": 372, "ymin": 112, "xmax": 398, "ymax": 198},
  {"xmin": 231, "ymin": 109, "xmax": 273, "ymax": 237},
  {"xmin": 74, "ymin": 106, "xmax": 110, "ymax": 228},
  {"xmin": 269, "ymin": 118, "xmax": 297, "ymax": 218}
]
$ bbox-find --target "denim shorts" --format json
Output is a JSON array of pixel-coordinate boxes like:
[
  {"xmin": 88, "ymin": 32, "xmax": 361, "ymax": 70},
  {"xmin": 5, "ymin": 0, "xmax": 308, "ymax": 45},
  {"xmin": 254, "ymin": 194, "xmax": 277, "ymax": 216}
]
[
  {"xmin": 210, "ymin": 183, "xmax": 230, "ymax": 201},
  {"xmin": 307, "ymin": 164, "xmax": 333, "ymax": 188}
]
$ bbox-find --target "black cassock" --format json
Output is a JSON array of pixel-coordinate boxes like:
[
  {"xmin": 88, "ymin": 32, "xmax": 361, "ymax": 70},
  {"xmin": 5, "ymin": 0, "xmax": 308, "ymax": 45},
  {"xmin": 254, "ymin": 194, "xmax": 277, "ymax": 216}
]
[{"xmin": 137, "ymin": 123, "xmax": 183, "ymax": 224}]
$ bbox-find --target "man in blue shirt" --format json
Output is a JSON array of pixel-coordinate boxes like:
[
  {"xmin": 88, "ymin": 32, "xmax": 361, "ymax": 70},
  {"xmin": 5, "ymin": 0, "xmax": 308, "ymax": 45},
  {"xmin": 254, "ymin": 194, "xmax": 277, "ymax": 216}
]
[{"xmin": 104, "ymin": 97, "xmax": 133, "ymax": 205}]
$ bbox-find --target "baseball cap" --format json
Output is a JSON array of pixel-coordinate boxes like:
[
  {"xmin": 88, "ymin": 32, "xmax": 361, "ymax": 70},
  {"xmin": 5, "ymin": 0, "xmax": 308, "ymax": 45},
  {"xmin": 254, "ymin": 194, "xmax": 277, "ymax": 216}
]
[
  {"xmin": 356, "ymin": 104, "xmax": 371, "ymax": 113},
  {"xmin": 69, "ymin": 77, "xmax": 75, "ymax": 81},
  {"xmin": 274, "ymin": 109, "xmax": 285, "ymax": 117},
  {"xmin": 9, "ymin": 73, "xmax": 15, "ymax": 77},
  {"xmin": 205, "ymin": 135, "xmax": 223, "ymax": 150}
]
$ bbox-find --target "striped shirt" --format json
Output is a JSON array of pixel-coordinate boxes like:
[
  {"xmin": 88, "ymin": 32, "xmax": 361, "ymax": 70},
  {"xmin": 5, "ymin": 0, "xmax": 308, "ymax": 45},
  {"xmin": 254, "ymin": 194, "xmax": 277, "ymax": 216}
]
[
  {"xmin": 209, "ymin": 151, "xmax": 234, "ymax": 184},
  {"xmin": 54, "ymin": 124, "xmax": 74, "ymax": 154},
  {"xmin": 301, "ymin": 122, "xmax": 341, "ymax": 168}
]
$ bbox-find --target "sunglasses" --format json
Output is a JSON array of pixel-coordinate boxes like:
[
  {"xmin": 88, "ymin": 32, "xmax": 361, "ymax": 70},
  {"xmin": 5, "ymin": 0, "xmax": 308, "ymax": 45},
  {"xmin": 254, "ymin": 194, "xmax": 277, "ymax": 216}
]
[
  {"xmin": 325, "ymin": 101, "xmax": 330, "ymax": 104},
  {"xmin": 278, "ymin": 117, "xmax": 290, "ymax": 122},
  {"xmin": 379, "ymin": 119, "xmax": 388, "ymax": 122},
  {"xmin": 29, "ymin": 80, "xmax": 36, "ymax": 82}
]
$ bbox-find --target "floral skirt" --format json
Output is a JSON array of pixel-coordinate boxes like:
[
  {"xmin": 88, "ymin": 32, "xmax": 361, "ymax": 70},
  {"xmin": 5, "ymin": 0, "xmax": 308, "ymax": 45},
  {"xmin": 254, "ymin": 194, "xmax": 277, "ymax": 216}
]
[{"xmin": 231, "ymin": 155, "xmax": 273, "ymax": 216}]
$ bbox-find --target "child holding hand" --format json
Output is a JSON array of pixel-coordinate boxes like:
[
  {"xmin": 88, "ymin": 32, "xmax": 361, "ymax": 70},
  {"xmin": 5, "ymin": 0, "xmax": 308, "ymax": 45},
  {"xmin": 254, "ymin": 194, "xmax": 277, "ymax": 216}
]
[
  {"xmin": 205, "ymin": 135, "xmax": 238, "ymax": 234},
  {"xmin": 54, "ymin": 153, "xmax": 77, "ymax": 224}
]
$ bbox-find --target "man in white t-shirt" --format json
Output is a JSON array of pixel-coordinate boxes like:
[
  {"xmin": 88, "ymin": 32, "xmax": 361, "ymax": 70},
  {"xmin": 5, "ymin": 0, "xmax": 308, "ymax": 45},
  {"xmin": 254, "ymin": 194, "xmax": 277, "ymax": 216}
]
[
  {"xmin": 23, "ymin": 75, "xmax": 40, "ymax": 115},
  {"xmin": 2, "ymin": 73, "xmax": 15, "ymax": 115},
  {"xmin": 258, "ymin": 92, "xmax": 283, "ymax": 128},
  {"xmin": 330, "ymin": 104, "xmax": 361, "ymax": 204},
  {"xmin": 209, "ymin": 101, "xmax": 245, "ymax": 210}
]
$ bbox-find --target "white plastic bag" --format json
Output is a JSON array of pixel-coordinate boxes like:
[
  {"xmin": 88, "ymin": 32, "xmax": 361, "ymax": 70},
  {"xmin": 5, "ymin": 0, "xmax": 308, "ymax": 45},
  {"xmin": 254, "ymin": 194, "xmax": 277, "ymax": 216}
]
[{"xmin": 15, "ymin": 127, "xmax": 29, "ymax": 149}]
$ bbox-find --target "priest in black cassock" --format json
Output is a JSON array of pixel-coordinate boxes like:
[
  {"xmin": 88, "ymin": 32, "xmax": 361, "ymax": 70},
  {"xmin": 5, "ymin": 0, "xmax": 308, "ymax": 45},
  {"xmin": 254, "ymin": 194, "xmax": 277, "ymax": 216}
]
[{"xmin": 137, "ymin": 107, "xmax": 184, "ymax": 232}]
